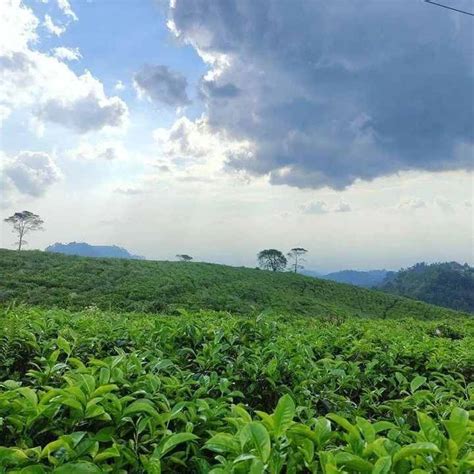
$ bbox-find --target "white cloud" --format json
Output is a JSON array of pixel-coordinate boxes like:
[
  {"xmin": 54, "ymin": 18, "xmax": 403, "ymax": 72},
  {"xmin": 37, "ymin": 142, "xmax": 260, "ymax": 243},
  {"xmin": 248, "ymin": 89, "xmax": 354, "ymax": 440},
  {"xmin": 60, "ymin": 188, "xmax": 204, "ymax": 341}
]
[
  {"xmin": 114, "ymin": 80, "xmax": 125, "ymax": 91},
  {"xmin": 57, "ymin": 0, "xmax": 78, "ymax": 21},
  {"xmin": 301, "ymin": 200, "xmax": 329, "ymax": 214},
  {"xmin": 154, "ymin": 116, "xmax": 252, "ymax": 170},
  {"xmin": 435, "ymin": 197, "xmax": 454, "ymax": 213},
  {"xmin": 114, "ymin": 186, "xmax": 144, "ymax": 196},
  {"xmin": 334, "ymin": 201, "xmax": 352, "ymax": 213},
  {"xmin": 52, "ymin": 46, "xmax": 81, "ymax": 61},
  {"xmin": 0, "ymin": 0, "xmax": 128, "ymax": 134},
  {"xmin": 1, "ymin": 151, "xmax": 62, "ymax": 202},
  {"xmin": 67, "ymin": 141, "xmax": 128, "ymax": 161},
  {"xmin": 301, "ymin": 199, "xmax": 352, "ymax": 214},
  {"xmin": 0, "ymin": 0, "xmax": 38, "ymax": 54},
  {"xmin": 398, "ymin": 198, "xmax": 427, "ymax": 210},
  {"xmin": 43, "ymin": 14, "xmax": 65, "ymax": 36}
]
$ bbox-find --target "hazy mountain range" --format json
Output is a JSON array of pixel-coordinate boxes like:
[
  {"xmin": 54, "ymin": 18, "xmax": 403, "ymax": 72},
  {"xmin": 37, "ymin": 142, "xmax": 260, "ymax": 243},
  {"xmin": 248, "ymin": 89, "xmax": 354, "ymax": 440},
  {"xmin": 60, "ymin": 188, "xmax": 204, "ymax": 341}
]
[
  {"xmin": 303, "ymin": 269, "xmax": 390, "ymax": 287},
  {"xmin": 46, "ymin": 242, "xmax": 144, "ymax": 260}
]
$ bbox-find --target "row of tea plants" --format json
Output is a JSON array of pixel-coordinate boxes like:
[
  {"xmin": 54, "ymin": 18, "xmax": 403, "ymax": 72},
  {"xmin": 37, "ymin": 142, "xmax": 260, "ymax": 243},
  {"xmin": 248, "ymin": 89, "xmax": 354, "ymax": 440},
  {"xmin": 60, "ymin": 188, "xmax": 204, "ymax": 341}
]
[{"xmin": 1, "ymin": 306, "xmax": 473, "ymax": 472}]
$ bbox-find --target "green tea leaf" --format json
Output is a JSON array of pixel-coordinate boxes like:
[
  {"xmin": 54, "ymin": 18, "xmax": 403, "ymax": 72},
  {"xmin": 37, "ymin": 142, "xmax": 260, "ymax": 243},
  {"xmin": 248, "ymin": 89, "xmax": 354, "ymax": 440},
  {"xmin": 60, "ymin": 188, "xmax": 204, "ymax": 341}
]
[
  {"xmin": 241, "ymin": 422, "xmax": 271, "ymax": 462},
  {"xmin": 410, "ymin": 376, "xmax": 426, "ymax": 393},
  {"xmin": 393, "ymin": 442, "xmax": 440, "ymax": 463},
  {"xmin": 272, "ymin": 394, "xmax": 295, "ymax": 437},
  {"xmin": 158, "ymin": 433, "xmax": 198, "ymax": 457}
]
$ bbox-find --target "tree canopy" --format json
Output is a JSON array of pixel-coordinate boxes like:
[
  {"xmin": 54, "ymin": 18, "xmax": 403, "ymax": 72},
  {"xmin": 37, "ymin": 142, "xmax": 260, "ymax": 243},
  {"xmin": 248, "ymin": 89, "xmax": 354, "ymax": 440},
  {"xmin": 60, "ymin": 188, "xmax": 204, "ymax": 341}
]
[
  {"xmin": 257, "ymin": 249, "xmax": 287, "ymax": 272},
  {"xmin": 287, "ymin": 247, "xmax": 308, "ymax": 273},
  {"xmin": 3, "ymin": 211, "xmax": 44, "ymax": 251},
  {"xmin": 176, "ymin": 254, "xmax": 193, "ymax": 262}
]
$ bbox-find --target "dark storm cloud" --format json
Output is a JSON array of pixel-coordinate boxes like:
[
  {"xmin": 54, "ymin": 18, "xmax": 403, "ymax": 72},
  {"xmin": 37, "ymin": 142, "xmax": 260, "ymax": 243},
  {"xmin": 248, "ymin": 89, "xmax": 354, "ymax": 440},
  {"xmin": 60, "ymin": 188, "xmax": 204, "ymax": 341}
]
[
  {"xmin": 200, "ymin": 79, "xmax": 241, "ymax": 99},
  {"xmin": 134, "ymin": 64, "xmax": 190, "ymax": 107},
  {"xmin": 169, "ymin": 0, "xmax": 474, "ymax": 189}
]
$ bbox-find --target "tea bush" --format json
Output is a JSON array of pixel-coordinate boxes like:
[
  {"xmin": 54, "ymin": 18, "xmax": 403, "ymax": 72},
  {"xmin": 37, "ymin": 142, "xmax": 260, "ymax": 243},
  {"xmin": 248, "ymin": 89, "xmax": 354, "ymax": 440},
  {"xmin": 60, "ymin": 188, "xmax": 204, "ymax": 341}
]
[{"xmin": 1, "ymin": 307, "xmax": 473, "ymax": 472}]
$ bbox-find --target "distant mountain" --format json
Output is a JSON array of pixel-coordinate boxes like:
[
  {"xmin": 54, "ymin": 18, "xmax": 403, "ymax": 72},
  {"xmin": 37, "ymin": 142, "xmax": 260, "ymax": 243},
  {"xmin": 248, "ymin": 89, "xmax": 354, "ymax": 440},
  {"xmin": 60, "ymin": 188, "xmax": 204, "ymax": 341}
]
[
  {"xmin": 317, "ymin": 269, "xmax": 389, "ymax": 288},
  {"xmin": 301, "ymin": 270, "xmax": 323, "ymax": 279},
  {"xmin": 46, "ymin": 242, "xmax": 144, "ymax": 260},
  {"xmin": 378, "ymin": 262, "xmax": 474, "ymax": 313}
]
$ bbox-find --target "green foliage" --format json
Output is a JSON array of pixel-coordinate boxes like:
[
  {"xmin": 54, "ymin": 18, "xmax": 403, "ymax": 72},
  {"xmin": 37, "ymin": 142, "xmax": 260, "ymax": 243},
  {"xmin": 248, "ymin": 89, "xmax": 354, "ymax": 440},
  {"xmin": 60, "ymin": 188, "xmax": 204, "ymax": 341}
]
[
  {"xmin": 379, "ymin": 262, "xmax": 474, "ymax": 313},
  {"xmin": 0, "ymin": 249, "xmax": 469, "ymax": 319},
  {"xmin": 0, "ymin": 307, "xmax": 473, "ymax": 472}
]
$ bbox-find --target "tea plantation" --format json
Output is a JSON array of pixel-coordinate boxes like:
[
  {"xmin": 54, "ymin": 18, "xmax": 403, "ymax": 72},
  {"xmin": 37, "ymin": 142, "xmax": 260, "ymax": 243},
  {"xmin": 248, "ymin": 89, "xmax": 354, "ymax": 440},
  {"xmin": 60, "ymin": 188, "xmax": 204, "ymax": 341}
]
[
  {"xmin": 0, "ymin": 250, "xmax": 473, "ymax": 472},
  {"xmin": 0, "ymin": 250, "xmax": 467, "ymax": 320}
]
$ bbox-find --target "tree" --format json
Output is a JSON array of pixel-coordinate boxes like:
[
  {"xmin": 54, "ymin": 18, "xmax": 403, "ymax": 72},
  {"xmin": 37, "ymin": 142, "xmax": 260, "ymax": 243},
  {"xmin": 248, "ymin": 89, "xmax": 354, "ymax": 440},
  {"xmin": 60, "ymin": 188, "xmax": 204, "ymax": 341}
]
[
  {"xmin": 4, "ymin": 211, "xmax": 44, "ymax": 251},
  {"xmin": 176, "ymin": 254, "xmax": 193, "ymax": 262},
  {"xmin": 257, "ymin": 249, "xmax": 287, "ymax": 272},
  {"xmin": 287, "ymin": 247, "xmax": 308, "ymax": 273}
]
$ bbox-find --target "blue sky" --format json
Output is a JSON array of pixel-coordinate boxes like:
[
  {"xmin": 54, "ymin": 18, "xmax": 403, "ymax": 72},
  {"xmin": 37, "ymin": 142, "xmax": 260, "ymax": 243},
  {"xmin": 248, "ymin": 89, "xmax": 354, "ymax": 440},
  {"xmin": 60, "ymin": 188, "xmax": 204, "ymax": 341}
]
[{"xmin": 1, "ymin": 0, "xmax": 473, "ymax": 272}]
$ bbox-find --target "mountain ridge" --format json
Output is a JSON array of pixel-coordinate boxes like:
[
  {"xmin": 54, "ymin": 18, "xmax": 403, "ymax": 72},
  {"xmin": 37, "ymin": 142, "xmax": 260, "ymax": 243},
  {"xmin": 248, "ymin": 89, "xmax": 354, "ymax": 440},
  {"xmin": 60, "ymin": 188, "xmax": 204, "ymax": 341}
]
[{"xmin": 46, "ymin": 242, "xmax": 144, "ymax": 260}]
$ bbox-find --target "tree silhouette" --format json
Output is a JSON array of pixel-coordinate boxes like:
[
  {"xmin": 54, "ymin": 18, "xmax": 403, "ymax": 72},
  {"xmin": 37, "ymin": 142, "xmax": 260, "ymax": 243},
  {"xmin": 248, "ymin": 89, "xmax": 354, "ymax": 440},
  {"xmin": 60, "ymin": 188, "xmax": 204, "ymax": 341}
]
[
  {"xmin": 4, "ymin": 211, "xmax": 44, "ymax": 251},
  {"xmin": 176, "ymin": 254, "xmax": 193, "ymax": 262},
  {"xmin": 287, "ymin": 247, "xmax": 308, "ymax": 273},
  {"xmin": 257, "ymin": 249, "xmax": 287, "ymax": 272}
]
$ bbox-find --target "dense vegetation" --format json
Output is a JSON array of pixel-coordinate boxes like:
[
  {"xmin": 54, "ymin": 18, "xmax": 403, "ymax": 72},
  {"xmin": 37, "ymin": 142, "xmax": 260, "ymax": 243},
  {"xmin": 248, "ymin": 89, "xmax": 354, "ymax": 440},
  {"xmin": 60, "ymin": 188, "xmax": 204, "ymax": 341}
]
[
  {"xmin": 1, "ymin": 307, "xmax": 473, "ymax": 472},
  {"xmin": 0, "ymin": 250, "xmax": 468, "ymax": 320},
  {"xmin": 378, "ymin": 262, "xmax": 474, "ymax": 313}
]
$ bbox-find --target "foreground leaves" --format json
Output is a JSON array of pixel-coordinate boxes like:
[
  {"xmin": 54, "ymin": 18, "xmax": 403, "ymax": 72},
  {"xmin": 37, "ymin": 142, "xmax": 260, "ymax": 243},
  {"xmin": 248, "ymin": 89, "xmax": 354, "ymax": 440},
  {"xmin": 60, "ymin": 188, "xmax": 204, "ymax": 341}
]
[{"xmin": 0, "ymin": 307, "xmax": 473, "ymax": 472}]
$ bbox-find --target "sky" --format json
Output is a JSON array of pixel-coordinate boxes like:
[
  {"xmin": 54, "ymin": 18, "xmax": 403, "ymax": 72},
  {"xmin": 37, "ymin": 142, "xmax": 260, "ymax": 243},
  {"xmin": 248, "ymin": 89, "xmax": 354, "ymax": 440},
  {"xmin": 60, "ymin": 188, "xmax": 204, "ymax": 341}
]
[{"xmin": 0, "ymin": 0, "xmax": 473, "ymax": 273}]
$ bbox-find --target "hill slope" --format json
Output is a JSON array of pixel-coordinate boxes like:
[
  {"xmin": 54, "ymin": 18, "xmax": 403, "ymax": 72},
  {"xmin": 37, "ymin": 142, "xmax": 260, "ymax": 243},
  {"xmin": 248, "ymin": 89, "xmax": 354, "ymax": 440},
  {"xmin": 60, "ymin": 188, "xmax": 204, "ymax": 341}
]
[
  {"xmin": 0, "ymin": 249, "xmax": 467, "ymax": 319},
  {"xmin": 378, "ymin": 262, "xmax": 474, "ymax": 313}
]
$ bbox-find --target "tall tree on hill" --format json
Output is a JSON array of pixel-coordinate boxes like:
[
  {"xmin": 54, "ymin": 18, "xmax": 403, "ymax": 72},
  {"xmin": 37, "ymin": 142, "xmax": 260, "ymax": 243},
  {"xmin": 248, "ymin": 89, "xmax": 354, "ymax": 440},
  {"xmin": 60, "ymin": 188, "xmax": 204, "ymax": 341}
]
[
  {"xmin": 176, "ymin": 254, "xmax": 193, "ymax": 262},
  {"xmin": 287, "ymin": 247, "xmax": 308, "ymax": 273},
  {"xmin": 4, "ymin": 211, "xmax": 44, "ymax": 251},
  {"xmin": 257, "ymin": 249, "xmax": 287, "ymax": 272}
]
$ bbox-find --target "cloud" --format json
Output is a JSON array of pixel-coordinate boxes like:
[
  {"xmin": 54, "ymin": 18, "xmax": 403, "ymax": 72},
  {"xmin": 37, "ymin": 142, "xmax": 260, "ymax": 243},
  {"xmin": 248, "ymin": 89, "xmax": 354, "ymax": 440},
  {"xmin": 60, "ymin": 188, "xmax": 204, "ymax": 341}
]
[
  {"xmin": 435, "ymin": 197, "xmax": 454, "ymax": 213},
  {"xmin": 1, "ymin": 151, "xmax": 61, "ymax": 201},
  {"xmin": 0, "ymin": 0, "xmax": 128, "ymax": 134},
  {"xmin": 134, "ymin": 64, "xmax": 190, "ymax": 107},
  {"xmin": 114, "ymin": 186, "xmax": 143, "ymax": 195},
  {"xmin": 334, "ymin": 201, "xmax": 351, "ymax": 213},
  {"xmin": 200, "ymin": 79, "xmax": 240, "ymax": 99},
  {"xmin": 57, "ymin": 0, "xmax": 78, "ymax": 21},
  {"xmin": 398, "ymin": 198, "xmax": 427, "ymax": 210},
  {"xmin": 301, "ymin": 200, "xmax": 329, "ymax": 214},
  {"xmin": 43, "ymin": 14, "xmax": 65, "ymax": 36},
  {"xmin": 52, "ymin": 46, "xmax": 81, "ymax": 61},
  {"xmin": 154, "ymin": 115, "xmax": 252, "ymax": 167},
  {"xmin": 114, "ymin": 80, "xmax": 125, "ymax": 91},
  {"xmin": 68, "ymin": 141, "xmax": 127, "ymax": 161},
  {"xmin": 36, "ymin": 73, "xmax": 128, "ymax": 133},
  {"xmin": 168, "ymin": 0, "xmax": 474, "ymax": 190},
  {"xmin": 301, "ymin": 199, "xmax": 352, "ymax": 214}
]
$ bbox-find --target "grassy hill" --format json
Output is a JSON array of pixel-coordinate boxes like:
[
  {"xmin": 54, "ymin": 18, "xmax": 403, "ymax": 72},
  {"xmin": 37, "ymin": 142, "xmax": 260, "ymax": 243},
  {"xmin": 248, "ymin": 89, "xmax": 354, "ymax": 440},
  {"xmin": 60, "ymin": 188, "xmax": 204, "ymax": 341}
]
[{"xmin": 0, "ymin": 249, "xmax": 468, "ymax": 319}]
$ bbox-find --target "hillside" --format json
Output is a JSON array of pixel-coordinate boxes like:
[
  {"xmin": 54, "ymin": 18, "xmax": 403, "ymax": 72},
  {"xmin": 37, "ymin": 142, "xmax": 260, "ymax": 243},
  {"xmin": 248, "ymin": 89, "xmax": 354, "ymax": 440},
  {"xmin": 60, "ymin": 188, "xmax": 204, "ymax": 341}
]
[
  {"xmin": 320, "ymin": 269, "xmax": 388, "ymax": 288},
  {"xmin": 46, "ymin": 242, "xmax": 144, "ymax": 259},
  {"xmin": 378, "ymin": 262, "xmax": 474, "ymax": 313},
  {"xmin": 0, "ymin": 249, "xmax": 467, "ymax": 319}
]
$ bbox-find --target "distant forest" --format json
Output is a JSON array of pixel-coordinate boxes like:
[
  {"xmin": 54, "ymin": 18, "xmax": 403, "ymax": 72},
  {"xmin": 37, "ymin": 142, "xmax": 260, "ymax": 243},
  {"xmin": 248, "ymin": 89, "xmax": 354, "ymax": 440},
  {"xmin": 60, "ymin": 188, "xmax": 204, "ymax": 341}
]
[{"xmin": 378, "ymin": 262, "xmax": 474, "ymax": 313}]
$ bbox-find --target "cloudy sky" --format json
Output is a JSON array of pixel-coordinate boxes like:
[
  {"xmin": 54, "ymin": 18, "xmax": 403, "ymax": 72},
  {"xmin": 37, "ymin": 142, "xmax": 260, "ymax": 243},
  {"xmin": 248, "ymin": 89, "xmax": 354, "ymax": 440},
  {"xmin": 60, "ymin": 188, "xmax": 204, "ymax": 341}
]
[{"xmin": 0, "ymin": 0, "xmax": 473, "ymax": 272}]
